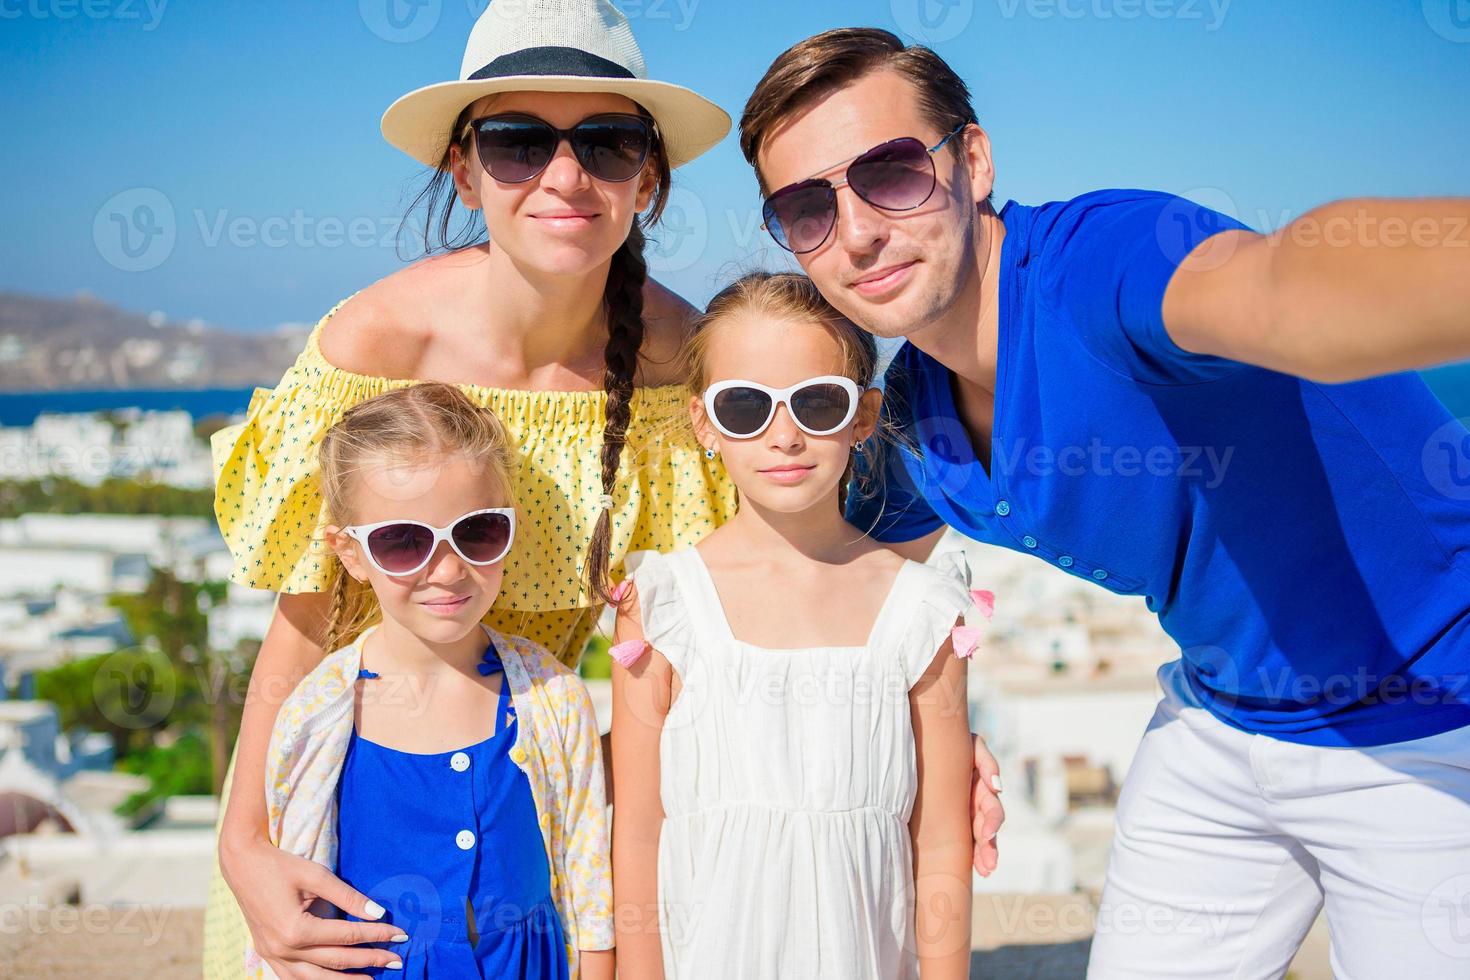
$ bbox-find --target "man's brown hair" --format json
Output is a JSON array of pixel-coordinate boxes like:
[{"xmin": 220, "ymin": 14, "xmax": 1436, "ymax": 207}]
[{"xmin": 740, "ymin": 27, "xmax": 977, "ymax": 194}]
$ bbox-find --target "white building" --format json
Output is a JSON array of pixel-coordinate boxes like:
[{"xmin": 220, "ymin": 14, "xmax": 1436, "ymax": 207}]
[
  {"xmin": 0, "ymin": 409, "xmax": 214, "ymax": 489},
  {"xmin": 0, "ymin": 514, "xmax": 233, "ymax": 688},
  {"xmin": 938, "ymin": 531, "xmax": 1178, "ymax": 899},
  {"xmin": 0, "ymin": 701, "xmax": 113, "ymax": 788},
  {"xmin": 207, "ymin": 583, "xmax": 276, "ymax": 652},
  {"xmin": 0, "ymin": 701, "xmax": 217, "ymax": 909},
  {"xmin": 0, "ymin": 513, "xmax": 226, "ymax": 585},
  {"xmin": 0, "ymin": 546, "xmax": 132, "ymax": 597}
]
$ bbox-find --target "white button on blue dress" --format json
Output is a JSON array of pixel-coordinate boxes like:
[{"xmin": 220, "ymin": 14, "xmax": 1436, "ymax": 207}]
[
  {"xmin": 995, "ymin": 499, "xmax": 1012, "ymax": 516},
  {"xmin": 450, "ymin": 751, "xmax": 470, "ymax": 772},
  {"xmin": 1059, "ymin": 555, "xmax": 1074, "ymax": 567},
  {"xmin": 455, "ymin": 829, "xmax": 475, "ymax": 850}
]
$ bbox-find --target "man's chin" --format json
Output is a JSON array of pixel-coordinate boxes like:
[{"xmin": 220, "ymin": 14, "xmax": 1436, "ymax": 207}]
[{"xmin": 840, "ymin": 295, "xmax": 929, "ymax": 341}]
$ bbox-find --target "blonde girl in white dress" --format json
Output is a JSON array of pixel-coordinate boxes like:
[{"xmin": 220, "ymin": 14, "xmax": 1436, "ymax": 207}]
[{"xmin": 609, "ymin": 273, "xmax": 984, "ymax": 980}]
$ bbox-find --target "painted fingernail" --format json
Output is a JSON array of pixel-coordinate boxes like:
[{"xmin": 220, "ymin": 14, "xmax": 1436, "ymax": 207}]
[
  {"xmin": 363, "ymin": 900, "xmax": 386, "ymax": 919},
  {"xmin": 990, "ymin": 774, "xmax": 1003, "ymax": 793},
  {"xmin": 390, "ymin": 933, "xmax": 409, "ymax": 943},
  {"xmin": 386, "ymin": 961, "xmax": 403, "ymax": 970},
  {"xmin": 987, "ymin": 830, "xmax": 998, "ymax": 842}
]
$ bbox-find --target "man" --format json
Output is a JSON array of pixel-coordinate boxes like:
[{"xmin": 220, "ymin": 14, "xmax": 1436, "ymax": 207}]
[{"xmin": 740, "ymin": 27, "xmax": 1470, "ymax": 978}]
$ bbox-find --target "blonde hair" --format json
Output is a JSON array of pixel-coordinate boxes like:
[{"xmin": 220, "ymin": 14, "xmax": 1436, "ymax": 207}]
[
  {"xmin": 316, "ymin": 382, "xmax": 516, "ymax": 655},
  {"xmin": 683, "ymin": 272, "xmax": 890, "ymax": 516}
]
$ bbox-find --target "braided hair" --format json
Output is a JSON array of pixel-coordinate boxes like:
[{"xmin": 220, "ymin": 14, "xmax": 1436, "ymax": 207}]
[{"xmin": 585, "ymin": 125, "xmax": 671, "ymax": 607}]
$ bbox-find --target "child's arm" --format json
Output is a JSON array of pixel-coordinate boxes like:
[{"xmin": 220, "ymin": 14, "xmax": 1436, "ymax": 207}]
[
  {"xmin": 909, "ymin": 620, "xmax": 974, "ymax": 979},
  {"xmin": 556, "ymin": 663, "xmax": 616, "ymax": 974},
  {"xmin": 610, "ymin": 583, "xmax": 672, "ymax": 980},
  {"xmin": 580, "ymin": 949, "xmax": 613, "ymax": 980}
]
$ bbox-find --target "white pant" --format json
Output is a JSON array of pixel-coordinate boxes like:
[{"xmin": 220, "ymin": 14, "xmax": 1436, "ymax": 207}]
[{"xmin": 1087, "ymin": 659, "xmax": 1470, "ymax": 979}]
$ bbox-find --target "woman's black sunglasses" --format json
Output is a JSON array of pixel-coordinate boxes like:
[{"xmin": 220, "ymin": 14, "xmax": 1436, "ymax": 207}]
[
  {"xmin": 462, "ymin": 112, "xmax": 655, "ymax": 184},
  {"xmin": 761, "ymin": 122, "xmax": 971, "ymax": 254}
]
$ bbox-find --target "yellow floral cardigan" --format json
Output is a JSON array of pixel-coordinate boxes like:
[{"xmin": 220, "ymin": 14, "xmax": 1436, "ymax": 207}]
[{"xmin": 246, "ymin": 622, "xmax": 612, "ymax": 979}]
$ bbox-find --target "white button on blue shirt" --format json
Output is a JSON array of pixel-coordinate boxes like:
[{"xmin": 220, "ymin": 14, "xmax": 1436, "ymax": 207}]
[
  {"xmin": 455, "ymin": 829, "xmax": 475, "ymax": 850},
  {"xmin": 450, "ymin": 751, "xmax": 470, "ymax": 772}
]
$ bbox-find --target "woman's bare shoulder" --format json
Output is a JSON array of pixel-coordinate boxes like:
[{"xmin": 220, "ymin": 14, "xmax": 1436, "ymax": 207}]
[
  {"xmin": 316, "ymin": 263, "xmax": 442, "ymax": 379},
  {"xmin": 321, "ymin": 265, "xmax": 694, "ymax": 386},
  {"xmin": 639, "ymin": 278, "xmax": 698, "ymax": 387}
]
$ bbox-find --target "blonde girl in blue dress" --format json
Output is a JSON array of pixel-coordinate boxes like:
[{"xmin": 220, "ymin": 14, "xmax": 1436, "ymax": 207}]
[
  {"xmin": 610, "ymin": 274, "xmax": 981, "ymax": 980},
  {"xmin": 254, "ymin": 382, "xmax": 612, "ymax": 980}
]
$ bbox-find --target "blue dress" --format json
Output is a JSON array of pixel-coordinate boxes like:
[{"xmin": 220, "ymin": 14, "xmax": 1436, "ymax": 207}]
[{"xmin": 334, "ymin": 641, "xmax": 570, "ymax": 979}]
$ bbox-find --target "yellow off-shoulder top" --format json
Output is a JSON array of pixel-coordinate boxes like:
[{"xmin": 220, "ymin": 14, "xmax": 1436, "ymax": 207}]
[{"xmin": 209, "ymin": 294, "xmax": 737, "ymax": 665}]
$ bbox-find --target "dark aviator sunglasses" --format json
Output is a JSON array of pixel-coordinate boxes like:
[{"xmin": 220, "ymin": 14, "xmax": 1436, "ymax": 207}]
[{"xmin": 761, "ymin": 122, "xmax": 972, "ymax": 254}]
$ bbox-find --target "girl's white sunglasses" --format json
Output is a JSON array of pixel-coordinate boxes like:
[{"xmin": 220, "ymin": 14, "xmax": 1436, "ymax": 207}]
[
  {"xmin": 341, "ymin": 507, "xmax": 516, "ymax": 577},
  {"xmin": 702, "ymin": 376, "xmax": 863, "ymax": 439}
]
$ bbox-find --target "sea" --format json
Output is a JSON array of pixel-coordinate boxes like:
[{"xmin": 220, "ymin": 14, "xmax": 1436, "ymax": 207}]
[
  {"xmin": 0, "ymin": 364, "xmax": 1468, "ymax": 428},
  {"xmin": 0, "ymin": 387, "xmax": 260, "ymax": 427}
]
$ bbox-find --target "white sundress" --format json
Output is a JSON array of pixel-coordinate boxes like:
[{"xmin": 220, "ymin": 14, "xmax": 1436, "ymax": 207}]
[{"xmin": 623, "ymin": 545, "xmax": 974, "ymax": 980}]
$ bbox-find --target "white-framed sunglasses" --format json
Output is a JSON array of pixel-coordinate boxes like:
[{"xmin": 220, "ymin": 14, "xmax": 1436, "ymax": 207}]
[
  {"xmin": 702, "ymin": 376, "xmax": 864, "ymax": 439},
  {"xmin": 341, "ymin": 508, "xmax": 516, "ymax": 578}
]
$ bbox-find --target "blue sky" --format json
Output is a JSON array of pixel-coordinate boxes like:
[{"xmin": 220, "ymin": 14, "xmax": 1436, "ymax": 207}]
[{"xmin": 3, "ymin": 0, "xmax": 1469, "ymax": 331}]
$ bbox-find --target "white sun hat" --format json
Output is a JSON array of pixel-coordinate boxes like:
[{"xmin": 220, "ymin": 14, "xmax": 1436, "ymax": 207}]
[{"xmin": 381, "ymin": 0, "xmax": 731, "ymax": 169}]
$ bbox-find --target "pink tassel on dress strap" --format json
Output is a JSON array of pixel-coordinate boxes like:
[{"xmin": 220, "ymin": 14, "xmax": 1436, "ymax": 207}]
[
  {"xmin": 951, "ymin": 625, "xmax": 984, "ymax": 659},
  {"xmin": 609, "ymin": 638, "xmax": 649, "ymax": 668},
  {"xmin": 952, "ymin": 590, "xmax": 995, "ymax": 659}
]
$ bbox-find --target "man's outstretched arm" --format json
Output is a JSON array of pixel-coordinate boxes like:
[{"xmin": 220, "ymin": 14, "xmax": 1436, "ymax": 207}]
[{"xmin": 1163, "ymin": 197, "xmax": 1470, "ymax": 383}]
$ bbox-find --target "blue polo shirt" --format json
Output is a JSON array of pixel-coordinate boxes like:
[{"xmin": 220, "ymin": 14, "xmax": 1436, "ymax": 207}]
[{"xmin": 847, "ymin": 189, "xmax": 1470, "ymax": 747}]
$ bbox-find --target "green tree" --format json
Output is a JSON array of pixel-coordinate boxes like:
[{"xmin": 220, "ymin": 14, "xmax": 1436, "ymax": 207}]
[
  {"xmin": 117, "ymin": 730, "xmax": 215, "ymax": 818},
  {"xmin": 0, "ymin": 477, "xmax": 215, "ymax": 519},
  {"xmin": 32, "ymin": 567, "xmax": 252, "ymax": 802}
]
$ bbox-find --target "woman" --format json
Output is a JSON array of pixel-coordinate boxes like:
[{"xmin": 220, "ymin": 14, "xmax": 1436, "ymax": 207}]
[{"xmin": 204, "ymin": 2, "xmax": 734, "ymax": 976}]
